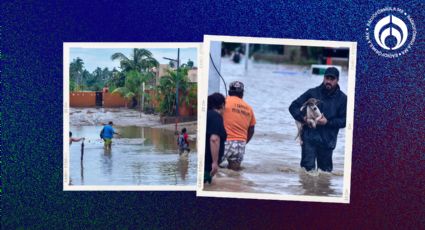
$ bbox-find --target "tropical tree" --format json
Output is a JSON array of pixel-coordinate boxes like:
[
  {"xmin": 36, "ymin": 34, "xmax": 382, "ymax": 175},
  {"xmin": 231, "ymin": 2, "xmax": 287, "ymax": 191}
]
[
  {"xmin": 107, "ymin": 68, "xmax": 125, "ymax": 91},
  {"xmin": 84, "ymin": 67, "xmax": 102, "ymax": 91},
  {"xmin": 69, "ymin": 57, "xmax": 84, "ymax": 91},
  {"xmin": 111, "ymin": 48, "xmax": 159, "ymax": 74},
  {"xmin": 156, "ymin": 68, "xmax": 191, "ymax": 116},
  {"xmin": 112, "ymin": 70, "xmax": 155, "ymax": 110},
  {"xmin": 169, "ymin": 60, "xmax": 175, "ymax": 68}
]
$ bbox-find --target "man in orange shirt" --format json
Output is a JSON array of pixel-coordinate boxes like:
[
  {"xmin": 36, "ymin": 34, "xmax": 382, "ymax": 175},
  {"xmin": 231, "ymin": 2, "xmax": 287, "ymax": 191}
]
[{"xmin": 221, "ymin": 81, "xmax": 256, "ymax": 170}]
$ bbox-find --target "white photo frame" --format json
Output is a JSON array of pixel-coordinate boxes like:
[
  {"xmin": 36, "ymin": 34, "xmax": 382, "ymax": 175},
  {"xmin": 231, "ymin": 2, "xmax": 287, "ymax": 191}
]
[
  {"xmin": 64, "ymin": 42, "xmax": 202, "ymax": 191},
  {"xmin": 197, "ymin": 35, "xmax": 356, "ymax": 203}
]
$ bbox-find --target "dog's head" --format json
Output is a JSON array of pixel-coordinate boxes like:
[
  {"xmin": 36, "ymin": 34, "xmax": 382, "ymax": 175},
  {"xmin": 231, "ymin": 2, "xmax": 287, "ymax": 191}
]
[{"xmin": 300, "ymin": 98, "xmax": 321, "ymax": 116}]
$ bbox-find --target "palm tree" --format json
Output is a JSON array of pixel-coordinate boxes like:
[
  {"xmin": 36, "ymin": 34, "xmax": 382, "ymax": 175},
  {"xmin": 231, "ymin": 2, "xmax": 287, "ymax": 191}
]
[
  {"xmin": 111, "ymin": 49, "xmax": 159, "ymax": 112},
  {"xmin": 156, "ymin": 68, "xmax": 191, "ymax": 116},
  {"xmin": 107, "ymin": 68, "xmax": 125, "ymax": 91},
  {"xmin": 70, "ymin": 57, "xmax": 84, "ymax": 91},
  {"xmin": 112, "ymin": 70, "xmax": 155, "ymax": 111},
  {"xmin": 111, "ymin": 48, "xmax": 159, "ymax": 73}
]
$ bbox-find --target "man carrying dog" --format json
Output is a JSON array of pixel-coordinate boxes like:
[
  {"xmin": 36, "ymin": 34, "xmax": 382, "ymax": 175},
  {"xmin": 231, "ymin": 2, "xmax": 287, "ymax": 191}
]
[
  {"xmin": 289, "ymin": 67, "xmax": 347, "ymax": 172},
  {"xmin": 222, "ymin": 81, "xmax": 256, "ymax": 170}
]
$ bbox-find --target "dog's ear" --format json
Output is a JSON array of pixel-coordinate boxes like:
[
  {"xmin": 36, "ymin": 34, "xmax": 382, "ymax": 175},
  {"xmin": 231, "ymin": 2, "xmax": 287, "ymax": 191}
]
[{"xmin": 300, "ymin": 105, "xmax": 306, "ymax": 112}]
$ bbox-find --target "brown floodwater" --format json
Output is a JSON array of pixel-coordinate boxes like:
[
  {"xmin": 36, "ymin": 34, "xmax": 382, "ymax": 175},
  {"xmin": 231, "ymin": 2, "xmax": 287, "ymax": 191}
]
[
  {"xmin": 203, "ymin": 58, "xmax": 348, "ymax": 197},
  {"xmin": 69, "ymin": 126, "xmax": 197, "ymax": 186}
]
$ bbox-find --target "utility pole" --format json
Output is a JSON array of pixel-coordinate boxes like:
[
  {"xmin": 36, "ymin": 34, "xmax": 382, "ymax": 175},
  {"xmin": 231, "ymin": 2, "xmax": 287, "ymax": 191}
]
[
  {"xmin": 245, "ymin": 43, "xmax": 249, "ymax": 71},
  {"xmin": 163, "ymin": 48, "xmax": 180, "ymax": 132},
  {"xmin": 175, "ymin": 48, "xmax": 180, "ymax": 132}
]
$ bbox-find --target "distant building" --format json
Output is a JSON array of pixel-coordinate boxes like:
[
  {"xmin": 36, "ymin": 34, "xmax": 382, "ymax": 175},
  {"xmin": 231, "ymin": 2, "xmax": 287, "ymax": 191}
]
[
  {"xmin": 187, "ymin": 68, "xmax": 197, "ymax": 83},
  {"xmin": 152, "ymin": 64, "xmax": 197, "ymax": 85}
]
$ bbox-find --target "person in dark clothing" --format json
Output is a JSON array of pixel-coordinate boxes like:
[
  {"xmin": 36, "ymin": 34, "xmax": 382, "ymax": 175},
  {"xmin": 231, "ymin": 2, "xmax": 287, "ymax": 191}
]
[
  {"xmin": 289, "ymin": 67, "xmax": 347, "ymax": 172},
  {"xmin": 204, "ymin": 93, "xmax": 227, "ymax": 184}
]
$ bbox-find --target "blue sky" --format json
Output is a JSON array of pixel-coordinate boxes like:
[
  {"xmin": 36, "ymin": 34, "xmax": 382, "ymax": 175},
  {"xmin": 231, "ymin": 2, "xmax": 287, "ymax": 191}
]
[{"xmin": 69, "ymin": 48, "xmax": 197, "ymax": 72}]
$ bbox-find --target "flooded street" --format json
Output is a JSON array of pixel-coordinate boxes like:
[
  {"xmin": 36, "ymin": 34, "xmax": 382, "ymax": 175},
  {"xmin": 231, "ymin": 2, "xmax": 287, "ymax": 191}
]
[
  {"xmin": 69, "ymin": 125, "xmax": 197, "ymax": 186},
  {"xmin": 205, "ymin": 58, "xmax": 348, "ymax": 197}
]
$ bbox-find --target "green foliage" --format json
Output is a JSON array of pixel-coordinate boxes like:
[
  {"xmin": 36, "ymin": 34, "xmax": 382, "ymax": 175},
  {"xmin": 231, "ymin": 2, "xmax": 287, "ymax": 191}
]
[
  {"xmin": 112, "ymin": 71, "xmax": 155, "ymax": 108},
  {"xmin": 156, "ymin": 68, "xmax": 192, "ymax": 116},
  {"xmin": 69, "ymin": 57, "xmax": 84, "ymax": 91},
  {"xmin": 169, "ymin": 60, "xmax": 175, "ymax": 68},
  {"xmin": 69, "ymin": 58, "xmax": 115, "ymax": 92},
  {"xmin": 187, "ymin": 59, "xmax": 194, "ymax": 68},
  {"xmin": 111, "ymin": 48, "xmax": 159, "ymax": 74}
]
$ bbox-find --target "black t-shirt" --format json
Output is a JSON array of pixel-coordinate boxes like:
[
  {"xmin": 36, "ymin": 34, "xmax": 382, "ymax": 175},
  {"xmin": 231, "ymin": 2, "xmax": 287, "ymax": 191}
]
[{"xmin": 204, "ymin": 110, "xmax": 227, "ymax": 172}]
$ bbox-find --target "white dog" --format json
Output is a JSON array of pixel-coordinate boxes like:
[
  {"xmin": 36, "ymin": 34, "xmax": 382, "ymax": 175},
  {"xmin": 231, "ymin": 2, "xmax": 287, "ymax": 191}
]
[{"xmin": 295, "ymin": 98, "xmax": 323, "ymax": 145}]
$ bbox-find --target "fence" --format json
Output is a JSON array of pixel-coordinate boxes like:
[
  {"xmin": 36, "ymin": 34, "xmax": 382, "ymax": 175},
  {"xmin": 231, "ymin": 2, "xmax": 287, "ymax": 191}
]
[{"xmin": 70, "ymin": 91, "xmax": 197, "ymax": 117}]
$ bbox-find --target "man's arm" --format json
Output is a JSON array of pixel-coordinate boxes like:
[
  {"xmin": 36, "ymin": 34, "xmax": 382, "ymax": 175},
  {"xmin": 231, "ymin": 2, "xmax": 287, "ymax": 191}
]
[
  {"xmin": 289, "ymin": 90, "xmax": 311, "ymax": 123},
  {"xmin": 112, "ymin": 128, "xmax": 120, "ymax": 136},
  {"xmin": 209, "ymin": 134, "xmax": 220, "ymax": 176},
  {"xmin": 71, "ymin": 137, "xmax": 85, "ymax": 143},
  {"xmin": 326, "ymin": 102, "xmax": 347, "ymax": 128},
  {"xmin": 319, "ymin": 97, "xmax": 347, "ymax": 128},
  {"xmin": 246, "ymin": 126, "xmax": 255, "ymax": 144}
]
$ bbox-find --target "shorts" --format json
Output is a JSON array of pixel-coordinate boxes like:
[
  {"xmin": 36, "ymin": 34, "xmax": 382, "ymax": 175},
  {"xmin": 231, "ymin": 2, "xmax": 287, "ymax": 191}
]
[
  {"xmin": 179, "ymin": 144, "xmax": 190, "ymax": 155},
  {"xmin": 104, "ymin": 138, "xmax": 112, "ymax": 145},
  {"xmin": 222, "ymin": 140, "xmax": 246, "ymax": 164}
]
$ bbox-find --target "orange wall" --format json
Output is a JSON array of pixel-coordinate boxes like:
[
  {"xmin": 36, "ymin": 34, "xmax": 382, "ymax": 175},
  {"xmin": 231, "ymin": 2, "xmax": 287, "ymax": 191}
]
[
  {"xmin": 104, "ymin": 93, "xmax": 129, "ymax": 108},
  {"xmin": 70, "ymin": 92, "xmax": 96, "ymax": 107},
  {"xmin": 70, "ymin": 90, "xmax": 196, "ymax": 116}
]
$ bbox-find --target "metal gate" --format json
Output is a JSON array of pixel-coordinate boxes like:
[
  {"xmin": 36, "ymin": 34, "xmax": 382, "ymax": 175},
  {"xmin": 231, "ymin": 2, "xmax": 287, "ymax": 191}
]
[{"xmin": 95, "ymin": 92, "xmax": 103, "ymax": 107}]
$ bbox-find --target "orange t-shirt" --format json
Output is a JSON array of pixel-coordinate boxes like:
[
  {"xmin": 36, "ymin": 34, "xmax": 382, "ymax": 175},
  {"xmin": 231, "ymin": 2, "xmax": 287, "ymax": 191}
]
[{"xmin": 223, "ymin": 96, "xmax": 256, "ymax": 141}]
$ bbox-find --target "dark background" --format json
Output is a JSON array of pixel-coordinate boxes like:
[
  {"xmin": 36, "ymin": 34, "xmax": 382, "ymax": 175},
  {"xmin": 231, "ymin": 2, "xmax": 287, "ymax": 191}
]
[{"xmin": 2, "ymin": 0, "xmax": 424, "ymax": 228}]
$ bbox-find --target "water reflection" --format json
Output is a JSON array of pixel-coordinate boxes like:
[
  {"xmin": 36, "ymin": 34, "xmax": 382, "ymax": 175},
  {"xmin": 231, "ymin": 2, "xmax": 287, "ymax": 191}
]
[
  {"xmin": 69, "ymin": 125, "xmax": 197, "ymax": 186},
  {"xmin": 298, "ymin": 172, "xmax": 335, "ymax": 196},
  {"xmin": 177, "ymin": 157, "xmax": 189, "ymax": 180},
  {"xmin": 101, "ymin": 148, "xmax": 113, "ymax": 176},
  {"xmin": 80, "ymin": 161, "xmax": 84, "ymax": 185}
]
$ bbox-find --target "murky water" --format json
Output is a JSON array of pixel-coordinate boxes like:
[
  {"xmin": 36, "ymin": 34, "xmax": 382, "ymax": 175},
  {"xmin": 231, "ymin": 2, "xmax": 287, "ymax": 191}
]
[
  {"xmin": 69, "ymin": 126, "xmax": 197, "ymax": 186},
  {"xmin": 205, "ymin": 58, "xmax": 348, "ymax": 197}
]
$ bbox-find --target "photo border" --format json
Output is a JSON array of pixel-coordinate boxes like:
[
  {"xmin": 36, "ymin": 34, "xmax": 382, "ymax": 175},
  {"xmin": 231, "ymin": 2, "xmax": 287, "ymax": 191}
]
[
  {"xmin": 63, "ymin": 42, "xmax": 202, "ymax": 191},
  {"xmin": 196, "ymin": 35, "xmax": 356, "ymax": 203}
]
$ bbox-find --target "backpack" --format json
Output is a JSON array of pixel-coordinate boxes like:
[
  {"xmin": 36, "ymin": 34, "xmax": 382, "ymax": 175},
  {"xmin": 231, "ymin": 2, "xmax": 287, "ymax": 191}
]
[
  {"xmin": 100, "ymin": 128, "xmax": 105, "ymax": 139},
  {"xmin": 177, "ymin": 134, "xmax": 185, "ymax": 147}
]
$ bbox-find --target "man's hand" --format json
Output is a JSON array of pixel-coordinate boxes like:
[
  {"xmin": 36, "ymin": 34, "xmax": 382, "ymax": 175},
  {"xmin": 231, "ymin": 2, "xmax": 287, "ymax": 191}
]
[
  {"xmin": 209, "ymin": 134, "xmax": 220, "ymax": 177},
  {"xmin": 317, "ymin": 114, "xmax": 328, "ymax": 126},
  {"xmin": 303, "ymin": 116, "xmax": 313, "ymax": 128},
  {"xmin": 210, "ymin": 162, "xmax": 218, "ymax": 177}
]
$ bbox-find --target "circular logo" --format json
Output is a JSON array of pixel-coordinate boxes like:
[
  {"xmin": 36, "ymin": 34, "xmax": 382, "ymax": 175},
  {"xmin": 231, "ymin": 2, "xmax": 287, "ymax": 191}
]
[{"xmin": 366, "ymin": 7, "xmax": 416, "ymax": 58}]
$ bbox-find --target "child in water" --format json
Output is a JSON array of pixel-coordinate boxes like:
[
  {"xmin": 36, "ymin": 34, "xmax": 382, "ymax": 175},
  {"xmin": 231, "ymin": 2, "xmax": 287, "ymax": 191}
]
[{"xmin": 177, "ymin": 128, "xmax": 190, "ymax": 155}]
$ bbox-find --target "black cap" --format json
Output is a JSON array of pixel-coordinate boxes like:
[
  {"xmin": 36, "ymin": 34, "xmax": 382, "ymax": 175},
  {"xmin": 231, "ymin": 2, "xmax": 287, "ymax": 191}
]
[
  {"xmin": 324, "ymin": 67, "xmax": 339, "ymax": 80},
  {"xmin": 229, "ymin": 81, "xmax": 244, "ymax": 92}
]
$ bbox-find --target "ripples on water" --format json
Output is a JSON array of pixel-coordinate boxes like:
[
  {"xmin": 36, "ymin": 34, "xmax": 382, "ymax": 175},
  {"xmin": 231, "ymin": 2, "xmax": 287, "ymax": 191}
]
[
  {"xmin": 69, "ymin": 126, "xmax": 197, "ymax": 186},
  {"xmin": 205, "ymin": 58, "xmax": 348, "ymax": 197}
]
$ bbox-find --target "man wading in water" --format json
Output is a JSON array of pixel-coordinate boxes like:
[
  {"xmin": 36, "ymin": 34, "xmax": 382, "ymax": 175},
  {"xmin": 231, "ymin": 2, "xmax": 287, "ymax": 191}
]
[
  {"xmin": 289, "ymin": 67, "xmax": 347, "ymax": 172},
  {"xmin": 204, "ymin": 93, "xmax": 227, "ymax": 184},
  {"xmin": 221, "ymin": 81, "xmax": 256, "ymax": 171},
  {"xmin": 100, "ymin": 121, "xmax": 120, "ymax": 150}
]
